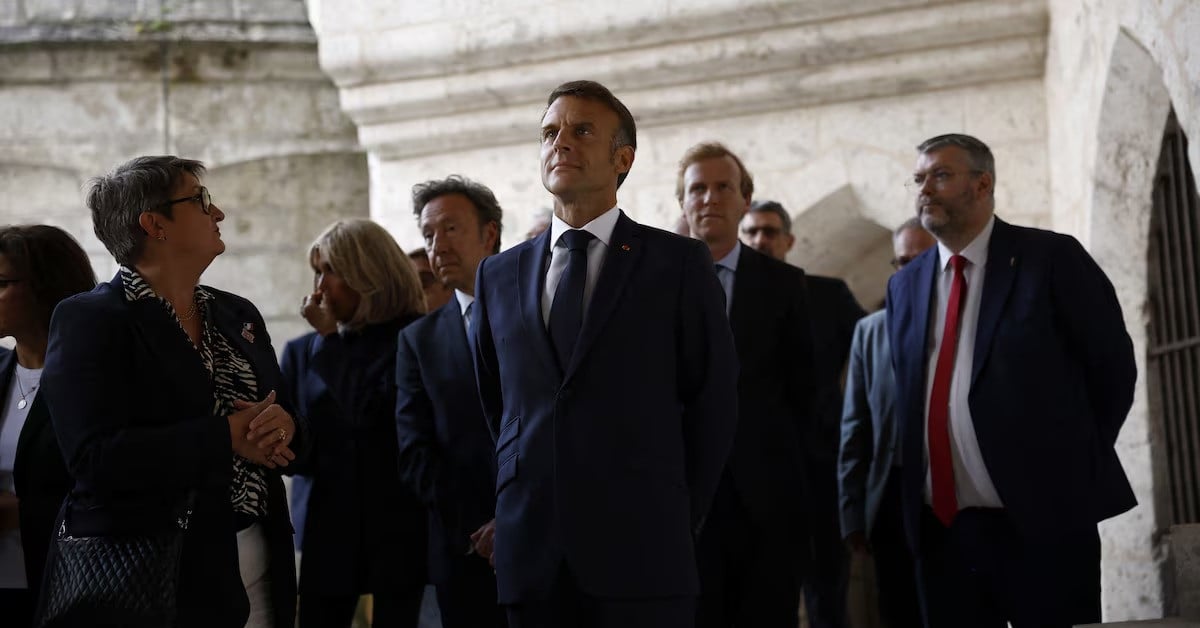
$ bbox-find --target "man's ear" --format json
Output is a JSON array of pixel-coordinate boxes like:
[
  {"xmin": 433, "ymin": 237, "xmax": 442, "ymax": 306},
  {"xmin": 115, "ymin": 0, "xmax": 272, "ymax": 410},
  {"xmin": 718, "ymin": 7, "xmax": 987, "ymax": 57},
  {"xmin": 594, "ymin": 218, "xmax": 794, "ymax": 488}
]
[
  {"xmin": 976, "ymin": 171, "xmax": 994, "ymax": 197},
  {"xmin": 482, "ymin": 221, "xmax": 500, "ymax": 253},
  {"xmin": 614, "ymin": 145, "xmax": 635, "ymax": 177},
  {"xmin": 137, "ymin": 211, "xmax": 163, "ymax": 238}
]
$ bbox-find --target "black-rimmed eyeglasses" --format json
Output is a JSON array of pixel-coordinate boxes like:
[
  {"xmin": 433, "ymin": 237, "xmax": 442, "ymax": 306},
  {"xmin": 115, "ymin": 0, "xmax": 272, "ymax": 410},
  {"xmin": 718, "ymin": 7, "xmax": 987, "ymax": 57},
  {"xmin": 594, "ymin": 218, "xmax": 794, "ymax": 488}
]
[{"xmin": 164, "ymin": 187, "xmax": 212, "ymax": 215}]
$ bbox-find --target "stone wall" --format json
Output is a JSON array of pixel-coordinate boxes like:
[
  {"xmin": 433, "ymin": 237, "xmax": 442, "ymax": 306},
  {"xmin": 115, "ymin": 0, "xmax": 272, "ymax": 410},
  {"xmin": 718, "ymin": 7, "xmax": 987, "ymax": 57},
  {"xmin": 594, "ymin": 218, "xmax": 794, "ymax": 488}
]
[
  {"xmin": 0, "ymin": 0, "xmax": 366, "ymax": 346},
  {"xmin": 308, "ymin": 0, "xmax": 1048, "ymax": 309}
]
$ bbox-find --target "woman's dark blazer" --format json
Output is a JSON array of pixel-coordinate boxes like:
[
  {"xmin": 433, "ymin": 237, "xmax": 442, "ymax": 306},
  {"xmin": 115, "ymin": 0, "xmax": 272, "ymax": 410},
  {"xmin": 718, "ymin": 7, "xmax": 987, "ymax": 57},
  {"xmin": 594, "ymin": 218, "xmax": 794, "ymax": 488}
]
[
  {"xmin": 2, "ymin": 347, "xmax": 72, "ymax": 600},
  {"xmin": 281, "ymin": 316, "xmax": 427, "ymax": 596},
  {"xmin": 40, "ymin": 275, "xmax": 306, "ymax": 628}
]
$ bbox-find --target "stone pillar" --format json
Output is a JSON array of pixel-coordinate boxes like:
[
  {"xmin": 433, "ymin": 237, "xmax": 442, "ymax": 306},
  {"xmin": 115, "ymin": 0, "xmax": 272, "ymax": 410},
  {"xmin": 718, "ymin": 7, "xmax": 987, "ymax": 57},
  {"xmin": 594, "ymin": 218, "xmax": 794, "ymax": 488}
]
[
  {"xmin": 1045, "ymin": 0, "xmax": 1200, "ymax": 619},
  {"xmin": 0, "ymin": 0, "xmax": 366, "ymax": 346}
]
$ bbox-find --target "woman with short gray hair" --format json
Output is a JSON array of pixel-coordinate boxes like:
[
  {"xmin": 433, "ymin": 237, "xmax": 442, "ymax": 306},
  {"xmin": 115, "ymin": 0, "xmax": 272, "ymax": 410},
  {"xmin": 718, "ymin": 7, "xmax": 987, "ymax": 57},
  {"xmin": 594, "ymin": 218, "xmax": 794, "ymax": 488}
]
[{"xmin": 40, "ymin": 155, "xmax": 305, "ymax": 628}]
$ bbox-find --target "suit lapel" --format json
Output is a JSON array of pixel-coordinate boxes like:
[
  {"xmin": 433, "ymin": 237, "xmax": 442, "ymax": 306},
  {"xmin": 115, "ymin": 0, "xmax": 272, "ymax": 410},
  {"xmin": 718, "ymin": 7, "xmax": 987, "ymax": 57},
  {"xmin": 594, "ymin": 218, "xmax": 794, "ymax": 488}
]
[
  {"xmin": 302, "ymin": 334, "xmax": 332, "ymax": 405},
  {"xmin": 971, "ymin": 218, "xmax": 1017, "ymax": 388},
  {"xmin": 210, "ymin": 294, "xmax": 272, "ymax": 388},
  {"xmin": 565, "ymin": 211, "xmax": 642, "ymax": 380},
  {"xmin": 121, "ymin": 275, "xmax": 213, "ymax": 393},
  {"xmin": 435, "ymin": 299, "xmax": 474, "ymax": 372},
  {"xmin": 728, "ymin": 245, "xmax": 762, "ymax": 348},
  {"xmin": 517, "ymin": 230, "xmax": 560, "ymax": 377},
  {"xmin": 909, "ymin": 247, "xmax": 938, "ymax": 385}
]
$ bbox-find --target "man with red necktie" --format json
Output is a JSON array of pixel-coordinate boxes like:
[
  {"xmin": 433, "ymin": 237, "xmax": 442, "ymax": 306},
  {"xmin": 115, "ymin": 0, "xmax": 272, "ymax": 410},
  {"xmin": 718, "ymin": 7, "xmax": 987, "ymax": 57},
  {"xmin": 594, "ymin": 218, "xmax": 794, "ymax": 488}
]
[{"xmin": 886, "ymin": 133, "xmax": 1137, "ymax": 628}]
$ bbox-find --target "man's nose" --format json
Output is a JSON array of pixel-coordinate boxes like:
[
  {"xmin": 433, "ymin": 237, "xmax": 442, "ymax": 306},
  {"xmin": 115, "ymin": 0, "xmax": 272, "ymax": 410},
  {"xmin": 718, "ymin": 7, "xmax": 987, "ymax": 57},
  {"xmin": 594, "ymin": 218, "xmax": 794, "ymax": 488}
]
[{"xmin": 431, "ymin": 231, "xmax": 450, "ymax": 254}]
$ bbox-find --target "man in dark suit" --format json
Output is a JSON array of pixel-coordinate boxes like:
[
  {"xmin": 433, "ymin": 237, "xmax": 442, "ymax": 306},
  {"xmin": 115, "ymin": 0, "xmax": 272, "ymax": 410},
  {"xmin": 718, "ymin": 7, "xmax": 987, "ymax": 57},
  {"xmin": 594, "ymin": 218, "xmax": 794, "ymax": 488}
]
[
  {"xmin": 396, "ymin": 175, "xmax": 507, "ymax": 628},
  {"xmin": 838, "ymin": 217, "xmax": 934, "ymax": 628},
  {"xmin": 472, "ymin": 80, "xmax": 739, "ymax": 628},
  {"xmin": 678, "ymin": 143, "xmax": 816, "ymax": 628},
  {"xmin": 887, "ymin": 133, "xmax": 1136, "ymax": 627},
  {"xmin": 740, "ymin": 199, "xmax": 865, "ymax": 628}
]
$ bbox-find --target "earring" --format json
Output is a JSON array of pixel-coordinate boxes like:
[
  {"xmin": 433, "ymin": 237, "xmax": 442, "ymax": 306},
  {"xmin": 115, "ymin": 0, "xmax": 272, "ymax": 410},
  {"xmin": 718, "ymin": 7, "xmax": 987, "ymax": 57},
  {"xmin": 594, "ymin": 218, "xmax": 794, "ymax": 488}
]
[{"xmin": 157, "ymin": 234, "xmax": 166, "ymax": 241}]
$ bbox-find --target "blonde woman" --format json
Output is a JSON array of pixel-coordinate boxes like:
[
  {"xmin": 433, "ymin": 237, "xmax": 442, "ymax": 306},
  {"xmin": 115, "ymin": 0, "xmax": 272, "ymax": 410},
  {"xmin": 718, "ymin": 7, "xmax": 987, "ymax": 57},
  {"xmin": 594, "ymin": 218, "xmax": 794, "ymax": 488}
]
[{"xmin": 281, "ymin": 219, "xmax": 429, "ymax": 628}]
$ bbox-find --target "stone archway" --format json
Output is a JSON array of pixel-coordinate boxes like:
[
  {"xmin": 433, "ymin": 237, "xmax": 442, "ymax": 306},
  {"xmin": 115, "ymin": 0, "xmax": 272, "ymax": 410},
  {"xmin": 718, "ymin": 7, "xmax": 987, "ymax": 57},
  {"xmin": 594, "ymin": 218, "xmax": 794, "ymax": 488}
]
[
  {"xmin": 1087, "ymin": 29, "xmax": 1174, "ymax": 618},
  {"xmin": 788, "ymin": 184, "xmax": 893, "ymax": 311}
]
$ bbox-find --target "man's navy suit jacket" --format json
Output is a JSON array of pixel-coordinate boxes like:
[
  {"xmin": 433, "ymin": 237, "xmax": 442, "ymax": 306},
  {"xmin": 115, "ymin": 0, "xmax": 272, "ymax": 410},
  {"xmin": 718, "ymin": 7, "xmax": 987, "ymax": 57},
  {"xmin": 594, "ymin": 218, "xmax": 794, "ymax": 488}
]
[
  {"xmin": 886, "ymin": 217, "xmax": 1136, "ymax": 551},
  {"xmin": 724, "ymin": 245, "xmax": 816, "ymax": 545},
  {"xmin": 472, "ymin": 211, "xmax": 739, "ymax": 604},
  {"xmin": 396, "ymin": 298, "xmax": 497, "ymax": 585}
]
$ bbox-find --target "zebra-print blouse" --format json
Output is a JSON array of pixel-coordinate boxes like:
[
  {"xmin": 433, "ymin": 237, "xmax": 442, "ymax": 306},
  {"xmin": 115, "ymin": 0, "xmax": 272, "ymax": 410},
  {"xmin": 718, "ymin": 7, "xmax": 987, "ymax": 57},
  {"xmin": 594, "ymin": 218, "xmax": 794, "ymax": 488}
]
[{"xmin": 120, "ymin": 266, "xmax": 269, "ymax": 519}]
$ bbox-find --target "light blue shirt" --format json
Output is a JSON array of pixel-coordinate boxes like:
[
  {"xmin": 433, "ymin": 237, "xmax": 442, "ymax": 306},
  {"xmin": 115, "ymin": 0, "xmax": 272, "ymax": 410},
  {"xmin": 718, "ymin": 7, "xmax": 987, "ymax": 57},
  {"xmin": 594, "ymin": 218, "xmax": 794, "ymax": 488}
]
[{"xmin": 712, "ymin": 241, "xmax": 742, "ymax": 315}]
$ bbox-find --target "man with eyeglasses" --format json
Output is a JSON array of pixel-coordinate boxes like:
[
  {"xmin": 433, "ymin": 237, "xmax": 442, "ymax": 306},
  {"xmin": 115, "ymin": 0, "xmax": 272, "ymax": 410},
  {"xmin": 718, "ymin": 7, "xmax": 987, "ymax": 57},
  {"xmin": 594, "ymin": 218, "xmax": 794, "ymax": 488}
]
[
  {"xmin": 887, "ymin": 133, "xmax": 1136, "ymax": 627},
  {"xmin": 838, "ymin": 217, "xmax": 932, "ymax": 628},
  {"xmin": 739, "ymin": 199, "xmax": 865, "ymax": 628}
]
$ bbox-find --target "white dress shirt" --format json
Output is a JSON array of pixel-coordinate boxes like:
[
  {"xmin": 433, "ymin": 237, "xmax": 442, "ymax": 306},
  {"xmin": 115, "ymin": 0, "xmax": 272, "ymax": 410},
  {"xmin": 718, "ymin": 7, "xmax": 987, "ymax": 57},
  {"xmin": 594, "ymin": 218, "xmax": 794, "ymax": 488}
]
[
  {"xmin": 541, "ymin": 206, "xmax": 620, "ymax": 326},
  {"xmin": 923, "ymin": 215, "xmax": 1004, "ymax": 510},
  {"xmin": 455, "ymin": 289, "xmax": 475, "ymax": 336}
]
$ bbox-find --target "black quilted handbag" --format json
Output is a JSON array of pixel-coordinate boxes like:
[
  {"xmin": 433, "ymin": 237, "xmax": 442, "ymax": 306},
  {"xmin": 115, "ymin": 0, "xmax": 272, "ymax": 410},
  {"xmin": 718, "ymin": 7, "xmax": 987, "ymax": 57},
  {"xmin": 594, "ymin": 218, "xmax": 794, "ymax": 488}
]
[{"xmin": 33, "ymin": 492, "xmax": 195, "ymax": 628}]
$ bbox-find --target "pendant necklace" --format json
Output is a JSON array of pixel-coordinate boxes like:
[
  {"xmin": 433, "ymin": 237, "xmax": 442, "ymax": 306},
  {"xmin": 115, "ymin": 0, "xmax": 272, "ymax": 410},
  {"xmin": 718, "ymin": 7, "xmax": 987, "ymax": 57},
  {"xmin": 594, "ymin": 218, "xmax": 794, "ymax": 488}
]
[{"xmin": 15, "ymin": 373, "xmax": 38, "ymax": 410}]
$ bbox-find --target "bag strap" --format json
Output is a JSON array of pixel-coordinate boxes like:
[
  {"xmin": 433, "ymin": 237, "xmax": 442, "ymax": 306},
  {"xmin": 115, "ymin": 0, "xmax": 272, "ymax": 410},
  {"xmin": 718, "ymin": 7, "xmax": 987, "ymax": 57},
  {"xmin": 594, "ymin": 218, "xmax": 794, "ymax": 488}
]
[{"xmin": 58, "ymin": 489, "xmax": 199, "ymax": 538}]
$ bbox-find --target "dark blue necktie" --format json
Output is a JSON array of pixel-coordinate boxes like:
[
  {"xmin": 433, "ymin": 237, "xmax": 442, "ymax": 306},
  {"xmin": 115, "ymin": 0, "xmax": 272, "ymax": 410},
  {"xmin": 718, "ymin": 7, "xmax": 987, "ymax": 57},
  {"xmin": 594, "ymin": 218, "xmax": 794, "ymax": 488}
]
[{"xmin": 549, "ymin": 229, "xmax": 595, "ymax": 370}]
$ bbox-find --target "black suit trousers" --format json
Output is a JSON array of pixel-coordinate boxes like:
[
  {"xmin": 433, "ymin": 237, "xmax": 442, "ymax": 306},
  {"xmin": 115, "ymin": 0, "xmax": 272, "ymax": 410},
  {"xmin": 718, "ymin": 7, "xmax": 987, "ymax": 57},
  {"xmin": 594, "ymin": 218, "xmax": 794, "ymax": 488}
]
[
  {"xmin": 917, "ymin": 506, "xmax": 1100, "ymax": 628},
  {"xmin": 802, "ymin": 454, "xmax": 850, "ymax": 628},
  {"xmin": 868, "ymin": 472, "xmax": 921, "ymax": 628},
  {"xmin": 506, "ymin": 564, "xmax": 694, "ymax": 628},
  {"xmin": 435, "ymin": 552, "xmax": 507, "ymax": 628},
  {"xmin": 696, "ymin": 474, "xmax": 803, "ymax": 628}
]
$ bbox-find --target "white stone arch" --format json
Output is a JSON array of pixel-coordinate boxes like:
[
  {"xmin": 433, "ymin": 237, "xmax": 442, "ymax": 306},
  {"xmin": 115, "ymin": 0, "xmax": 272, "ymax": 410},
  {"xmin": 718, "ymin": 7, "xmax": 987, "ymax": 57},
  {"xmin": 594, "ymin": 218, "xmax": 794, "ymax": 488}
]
[
  {"xmin": 776, "ymin": 146, "xmax": 912, "ymax": 309},
  {"xmin": 1087, "ymin": 29, "xmax": 1174, "ymax": 618}
]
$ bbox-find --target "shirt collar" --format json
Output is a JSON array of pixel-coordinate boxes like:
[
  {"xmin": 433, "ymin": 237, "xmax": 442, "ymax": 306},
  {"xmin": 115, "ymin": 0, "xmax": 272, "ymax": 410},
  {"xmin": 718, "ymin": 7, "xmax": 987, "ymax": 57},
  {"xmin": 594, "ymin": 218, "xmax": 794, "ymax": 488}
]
[
  {"xmin": 714, "ymin": 241, "xmax": 742, "ymax": 273},
  {"xmin": 454, "ymin": 289, "xmax": 474, "ymax": 317},
  {"xmin": 549, "ymin": 205, "xmax": 620, "ymax": 249},
  {"xmin": 937, "ymin": 214, "xmax": 995, "ymax": 271},
  {"xmin": 119, "ymin": 265, "xmax": 211, "ymax": 305}
]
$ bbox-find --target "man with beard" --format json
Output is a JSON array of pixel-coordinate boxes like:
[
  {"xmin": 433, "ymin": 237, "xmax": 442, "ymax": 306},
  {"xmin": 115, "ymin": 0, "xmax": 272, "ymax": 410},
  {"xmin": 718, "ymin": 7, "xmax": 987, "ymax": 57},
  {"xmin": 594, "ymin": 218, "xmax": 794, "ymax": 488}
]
[{"xmin": 887, "ymin": 133, "xmax": 1136, "ymax": 627}]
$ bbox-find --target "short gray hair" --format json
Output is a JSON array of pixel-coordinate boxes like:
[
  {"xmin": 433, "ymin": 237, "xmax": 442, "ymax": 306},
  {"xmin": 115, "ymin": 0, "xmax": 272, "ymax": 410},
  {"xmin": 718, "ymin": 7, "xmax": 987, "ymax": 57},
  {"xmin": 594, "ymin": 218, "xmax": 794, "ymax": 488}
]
[
  {"xmin": 916, "ymin": 133, "xmax": 995, "ymax": 182},
  {"xmin": 748, "ymin": 199, "xmax": 792, "ymax": 233},
  {"xmin": 893, "ymin": 216, "xmax": 925, "ymax": 240},
  {"xmin": 85, "ymin": 155, "xmax": 206, "ymax": 266}
]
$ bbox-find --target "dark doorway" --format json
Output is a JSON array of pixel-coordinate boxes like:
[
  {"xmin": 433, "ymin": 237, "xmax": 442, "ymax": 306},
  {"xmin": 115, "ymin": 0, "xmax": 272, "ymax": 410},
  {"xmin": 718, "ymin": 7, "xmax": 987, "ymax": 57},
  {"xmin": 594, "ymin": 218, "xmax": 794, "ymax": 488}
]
[{"xmin": 1148, "ymin": 109, "xmax": 1200, "ymax": 526}]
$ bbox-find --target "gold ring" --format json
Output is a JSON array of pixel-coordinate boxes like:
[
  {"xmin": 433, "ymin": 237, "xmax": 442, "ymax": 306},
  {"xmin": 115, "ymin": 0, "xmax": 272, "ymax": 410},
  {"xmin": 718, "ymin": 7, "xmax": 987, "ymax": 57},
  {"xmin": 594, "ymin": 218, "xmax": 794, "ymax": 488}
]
[{"xmin": 278, "ymin": 428, "xmax": 287, "ymax": 442}]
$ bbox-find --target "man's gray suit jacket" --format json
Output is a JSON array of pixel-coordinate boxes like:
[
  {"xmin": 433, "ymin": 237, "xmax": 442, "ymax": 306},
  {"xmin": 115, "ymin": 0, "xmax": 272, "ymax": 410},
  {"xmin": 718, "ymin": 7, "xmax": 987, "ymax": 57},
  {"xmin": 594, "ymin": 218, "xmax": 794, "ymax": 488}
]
[{"xmin": 837, "ymin": 308, "xmax": 900, "ymax": 539}]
